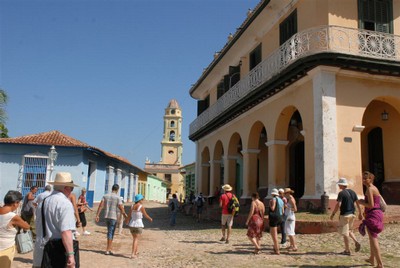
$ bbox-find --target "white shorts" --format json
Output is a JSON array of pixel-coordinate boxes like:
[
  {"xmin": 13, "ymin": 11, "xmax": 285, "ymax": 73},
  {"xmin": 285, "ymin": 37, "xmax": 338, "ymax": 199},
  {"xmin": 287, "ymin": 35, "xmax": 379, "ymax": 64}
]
[{"xmin": 221, "ymin": 214, "xmax": 233, "ymax": 227}]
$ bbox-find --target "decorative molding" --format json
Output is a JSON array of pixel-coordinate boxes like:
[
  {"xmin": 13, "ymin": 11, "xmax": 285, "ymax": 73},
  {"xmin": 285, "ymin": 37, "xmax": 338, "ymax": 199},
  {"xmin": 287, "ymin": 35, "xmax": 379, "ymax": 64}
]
[
  {"xmin": 265, "ymin": 140, "xmax": 289, "ymax": 147},
  {"xmin": 241, "ymin": 149, "xmax": 261, "ymax": 154},
  {"xmin": 352, "ymin": 125, "xmax": 365, "ymax": 132}
]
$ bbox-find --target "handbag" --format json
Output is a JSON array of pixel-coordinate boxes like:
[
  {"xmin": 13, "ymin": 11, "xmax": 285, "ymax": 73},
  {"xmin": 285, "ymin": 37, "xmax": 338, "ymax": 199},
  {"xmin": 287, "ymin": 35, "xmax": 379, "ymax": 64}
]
[
  {"xmin": 40, "ymin": 197, "xmax": 80, "ymax": 268},
  {"xmin": 15, "ymin": 229, "xmax": 34, "ymax": 254},
  {"xmin": 379, "ymin": 195, "xmax": 387, "ymax": 212}
]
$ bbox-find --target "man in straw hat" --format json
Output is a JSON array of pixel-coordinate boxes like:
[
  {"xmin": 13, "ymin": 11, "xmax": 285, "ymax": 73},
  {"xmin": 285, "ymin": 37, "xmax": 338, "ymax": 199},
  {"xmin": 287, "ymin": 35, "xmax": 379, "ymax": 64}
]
[
  {"xmin": 330, "ymin": 177, "xmax": 362, "ymax": 256},
  {"xmin": 219, "ymin": 184, "xmax": 235, "ymax": 244},
  {"xmin": 33, "ymin": 172, "xmax": 79, "ymax": 268}
]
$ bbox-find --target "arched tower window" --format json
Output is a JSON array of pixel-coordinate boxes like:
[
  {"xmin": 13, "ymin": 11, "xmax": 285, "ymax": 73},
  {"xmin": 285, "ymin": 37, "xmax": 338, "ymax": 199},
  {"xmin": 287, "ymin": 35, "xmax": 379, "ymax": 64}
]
[
  {"xmin": 169, "ymin": 131, "xmax": 175, "ymax": 141},
  {"xmin": 170, "ymin": 121, "xmax": 175, "ymax": 127}
]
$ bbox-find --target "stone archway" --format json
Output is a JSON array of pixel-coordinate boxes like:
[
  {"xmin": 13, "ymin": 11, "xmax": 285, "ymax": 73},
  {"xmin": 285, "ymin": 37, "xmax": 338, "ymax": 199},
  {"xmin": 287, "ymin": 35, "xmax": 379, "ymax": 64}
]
[
  {"xmin": 362, "ymin": 98, "xmax": 400, "ymax": 203},
  {"xmin": 227, "ymin": 133, "xmax": 242, "ymax": 196},
  {"xmin": 247, "ymin": 121, "xmax": 268, "ymax": 199},
  {"xmin": 288, "ymin": 110, "xmax": 305, "ymax": 199}
]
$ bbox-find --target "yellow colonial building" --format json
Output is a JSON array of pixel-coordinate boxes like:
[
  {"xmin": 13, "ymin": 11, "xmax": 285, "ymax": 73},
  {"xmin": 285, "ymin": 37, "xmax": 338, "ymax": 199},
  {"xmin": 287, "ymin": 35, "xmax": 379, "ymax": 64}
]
[{"xmin": 189, "ymin": 0, "xmax": 400, "ymax": 207}]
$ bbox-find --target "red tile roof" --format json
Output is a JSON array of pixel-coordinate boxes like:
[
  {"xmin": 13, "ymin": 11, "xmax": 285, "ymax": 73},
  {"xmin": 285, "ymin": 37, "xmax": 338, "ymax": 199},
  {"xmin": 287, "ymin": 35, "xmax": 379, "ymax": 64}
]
[{"xmin": 0, "ymin": 130, "xmax": 144, "ymax": 172}]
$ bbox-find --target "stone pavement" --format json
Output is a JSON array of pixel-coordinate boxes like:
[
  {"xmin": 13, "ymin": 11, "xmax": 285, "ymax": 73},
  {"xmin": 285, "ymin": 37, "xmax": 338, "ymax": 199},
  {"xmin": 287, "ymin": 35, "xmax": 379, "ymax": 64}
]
[{"xmin": 12, "ymin": 201, "xmax": 400, "ymax": 268}]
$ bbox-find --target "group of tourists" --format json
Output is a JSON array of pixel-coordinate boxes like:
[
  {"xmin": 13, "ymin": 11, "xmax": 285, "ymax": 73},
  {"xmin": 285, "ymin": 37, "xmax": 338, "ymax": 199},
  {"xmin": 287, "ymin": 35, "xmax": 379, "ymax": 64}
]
[
  {"xmin": 0, "ymin": 170, "xmax": 387, "ymax": 267},
  {"xmin": 218, "ymin": 171, "xmax": 385, "ymax": 268}
]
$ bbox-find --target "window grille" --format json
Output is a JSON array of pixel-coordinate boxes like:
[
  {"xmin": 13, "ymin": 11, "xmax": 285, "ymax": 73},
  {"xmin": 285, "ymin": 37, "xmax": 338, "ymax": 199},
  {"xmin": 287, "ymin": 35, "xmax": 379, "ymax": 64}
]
[{"xmin": 21, "ymin": 155, "xmax": 48, "ymax": 196}]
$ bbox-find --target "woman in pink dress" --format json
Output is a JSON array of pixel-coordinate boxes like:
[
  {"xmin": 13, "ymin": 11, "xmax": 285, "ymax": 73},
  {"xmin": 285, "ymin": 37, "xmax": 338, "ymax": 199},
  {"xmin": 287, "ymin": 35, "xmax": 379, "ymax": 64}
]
[
  {"xmin": 359, "ymin": 171, "xmax": 384, "ymax": 268},
  {"xmin": 245, "ymin": 192, "xmax": 265, "ymax": 254}
]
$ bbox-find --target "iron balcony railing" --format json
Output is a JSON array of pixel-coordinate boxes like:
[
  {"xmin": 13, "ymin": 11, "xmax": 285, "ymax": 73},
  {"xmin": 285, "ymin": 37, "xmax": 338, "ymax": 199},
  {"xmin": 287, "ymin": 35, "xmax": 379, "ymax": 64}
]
[{"xmin": 189, "ymin": 25, "xmax": 400, "ymax": 136}]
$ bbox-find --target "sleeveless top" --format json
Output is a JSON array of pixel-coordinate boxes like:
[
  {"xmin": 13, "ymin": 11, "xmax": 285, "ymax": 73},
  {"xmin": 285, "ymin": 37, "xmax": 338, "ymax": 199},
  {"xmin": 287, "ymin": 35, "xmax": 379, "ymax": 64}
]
[
  {"xmin": 128, "ymin": 204, "xmax": 144, "ymax": 228},
  {"xmin": 275, "ymin": 197, "xmax": 284, "ymax": 216},
  {"xmin": 285, "ymin": 200, "xmax": 296, "ymax": 221},
  {"xmin": 0, "ymin": 212, "xmax": 17, "ymax": 250}
]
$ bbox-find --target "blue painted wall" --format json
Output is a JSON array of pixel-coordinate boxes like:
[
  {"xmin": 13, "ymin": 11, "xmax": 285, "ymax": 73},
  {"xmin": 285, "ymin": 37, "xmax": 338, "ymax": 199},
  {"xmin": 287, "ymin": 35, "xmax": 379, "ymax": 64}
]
[{"xmin": 0, "ymin": 143, "xmax": 139, "ymax": 205}]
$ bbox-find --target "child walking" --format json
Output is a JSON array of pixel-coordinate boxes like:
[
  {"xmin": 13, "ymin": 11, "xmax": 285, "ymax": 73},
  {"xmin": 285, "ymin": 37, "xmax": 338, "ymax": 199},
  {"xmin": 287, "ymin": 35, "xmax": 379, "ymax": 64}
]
[{"xmin": 125, "ymin": 194, "xmax": 153, "ymax": 259}]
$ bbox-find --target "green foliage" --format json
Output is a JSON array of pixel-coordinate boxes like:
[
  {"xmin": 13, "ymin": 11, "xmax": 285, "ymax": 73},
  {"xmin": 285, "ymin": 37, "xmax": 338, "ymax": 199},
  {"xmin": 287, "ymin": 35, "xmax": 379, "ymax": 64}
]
[
  {"xmin": 0, "ymin": 124, "xmax": 8, "ymax": 138},
  {"xmin": 0, "ymin": 89, "xmax": 8, "ymax": 134}
]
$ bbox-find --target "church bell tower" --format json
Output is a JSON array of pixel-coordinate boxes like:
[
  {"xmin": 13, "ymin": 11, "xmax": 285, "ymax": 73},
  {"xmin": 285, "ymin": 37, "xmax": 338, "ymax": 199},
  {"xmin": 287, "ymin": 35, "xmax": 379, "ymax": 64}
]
[{"xmin": 161, "ymin": 99, "xmax": 183, "ymax": 165}]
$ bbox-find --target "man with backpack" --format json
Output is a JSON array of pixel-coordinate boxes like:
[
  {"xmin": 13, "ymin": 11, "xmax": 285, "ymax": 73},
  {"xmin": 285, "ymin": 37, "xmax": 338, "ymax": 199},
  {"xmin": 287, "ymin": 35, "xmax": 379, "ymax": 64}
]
[
  {"xmin": 219, "ymin": 184, "xmax": 239, "ymax": 244},
  {"xmin": 194, "ymin": 193, "xmax": 205, "ymax": 223}
]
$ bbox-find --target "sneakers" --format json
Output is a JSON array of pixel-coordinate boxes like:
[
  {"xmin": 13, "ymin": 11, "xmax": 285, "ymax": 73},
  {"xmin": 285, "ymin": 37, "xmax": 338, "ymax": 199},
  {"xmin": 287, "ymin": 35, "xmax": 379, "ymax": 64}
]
[
  {"xmin": 105, "ymin": 251, "xmax": 114, "ymax": 255},
  {"xmin": 280, "ymin": 243, "xmax": 287, "ymax": 249},
  {"xmin": 83, "ymin": 231, "xmax": 91, "ymax": 235},
  {"xmin": 219, "ymin": 237, "xmax": 225, "ymax": 242},
  {"xmin": 74, "ymin": 231, "xmax": 80, "ymax": 236}
]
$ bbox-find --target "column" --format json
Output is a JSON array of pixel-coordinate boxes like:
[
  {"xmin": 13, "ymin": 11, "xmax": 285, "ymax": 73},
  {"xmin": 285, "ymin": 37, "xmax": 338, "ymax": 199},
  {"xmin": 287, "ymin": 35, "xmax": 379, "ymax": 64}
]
[
  {"xmin": 209, "ymin": 160, "xmax": 216, "ymax": 196},
  {"xmin": 116, "ymin": 169, "xmax": 122, "ymax": 196},
  {"xmin": 106, "ymin": 166, "xmax": 114, "ymax": 194},
  {"xmin": 128, "ymin": 173, "xmax": 134, "ymax": 202},
  {"xmin": 134, "ymin": 174, "xmax": 139, "ymax": 198},
  {"xmin": 266, "ymin": 140, "xmax": 288, "ymax": 192},
  {"xmin": 241, "ymin": 149, "xmax": 260, "ymax": 199},
  {"xmin": 223, "ymin": 155, "xmax": 236, "ymax": 187},
  {"xmin": 211, "ymin": 159, "xmax": 222, "ymax": 194},
  {"xmin": 309, "ymin": 67, "xmax": 339, "ymax": 198}
]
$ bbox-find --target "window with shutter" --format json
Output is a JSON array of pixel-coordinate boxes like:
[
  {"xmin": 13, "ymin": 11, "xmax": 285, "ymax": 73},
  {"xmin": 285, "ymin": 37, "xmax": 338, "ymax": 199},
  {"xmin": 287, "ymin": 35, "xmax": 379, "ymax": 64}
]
[
  {"xmin": 279, "ymin": 10, "xmax": 297, "ymax": 45},
  {"xmin": 249, "ymin": 44, "xmax": 262, "ymax": 70},
  {"xmin": 217, "ymin": 80, "xmax": 224, "ymax": 99},
  {"xmin": 358, "ymin": 0, "xmax": 392, "ymax": 33}
]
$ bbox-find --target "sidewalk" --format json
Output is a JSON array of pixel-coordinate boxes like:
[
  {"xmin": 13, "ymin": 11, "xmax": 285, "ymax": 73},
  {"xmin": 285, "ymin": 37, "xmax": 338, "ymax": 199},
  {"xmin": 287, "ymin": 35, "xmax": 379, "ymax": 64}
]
[{"xmin": 12, "ymin": 201, "xmax": 400, "ymax": 268}]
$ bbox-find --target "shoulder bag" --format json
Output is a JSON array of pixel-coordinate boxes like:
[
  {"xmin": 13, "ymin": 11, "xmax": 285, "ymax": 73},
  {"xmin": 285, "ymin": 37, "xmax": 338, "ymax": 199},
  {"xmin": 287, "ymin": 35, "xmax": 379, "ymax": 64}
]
[
  {"xmin": 41, "ymin": 197, "xmax": 80, "ymax": 268},
  {"xmin": 379, "ymin": 195, "xmax": 387, "ymax": 212}
]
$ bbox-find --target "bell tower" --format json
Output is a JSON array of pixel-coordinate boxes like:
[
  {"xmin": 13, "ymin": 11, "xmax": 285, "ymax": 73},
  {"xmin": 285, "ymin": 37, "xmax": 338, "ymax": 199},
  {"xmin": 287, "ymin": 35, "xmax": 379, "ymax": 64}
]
[
  {"xmin": 144, "ymin": 99, "xmax": 184, "ymax": 198},
  {"xmin": 161, "ymin": 99, "xmax": 183, "ymax": 165}
]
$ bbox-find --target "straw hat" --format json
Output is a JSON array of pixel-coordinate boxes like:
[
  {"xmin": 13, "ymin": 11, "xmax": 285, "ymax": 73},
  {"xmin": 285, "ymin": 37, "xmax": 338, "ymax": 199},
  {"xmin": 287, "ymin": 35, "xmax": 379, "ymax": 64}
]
[
  {"xmin": 278, "ymin": 188, "xmax": 284, "ymax": 193},
  {"xmin": 222, "ymin": 184, "xmax": 232, "ymax": 192},
  {"xmin": 284, "ymin": 187, "xmax": 294, "ymax": 194},
  {"xmin": 271, "ymin": 188, "xmax": 279, "ymax": 196},
  {"xmin": 337, "ymin": 178, "xmax": 348, "ymax": 186},
  {"xmin": 48, "ymin": 172, "xmax": 79, "ymax": 187}
]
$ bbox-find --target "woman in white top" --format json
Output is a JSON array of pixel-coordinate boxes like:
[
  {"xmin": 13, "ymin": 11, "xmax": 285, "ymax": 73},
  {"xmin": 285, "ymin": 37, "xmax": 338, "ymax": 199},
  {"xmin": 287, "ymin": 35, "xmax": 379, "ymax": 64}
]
[
  {"xmin": 284, "ymin": 188, "xmax": 298, "ymax": 251},
  {"xmin": 125, "ymin": 194, "xmax": 153, "ymax": 259},
  {"xmin": 0, "ymin": 190, "xmax": 30, "ymax": 268}
]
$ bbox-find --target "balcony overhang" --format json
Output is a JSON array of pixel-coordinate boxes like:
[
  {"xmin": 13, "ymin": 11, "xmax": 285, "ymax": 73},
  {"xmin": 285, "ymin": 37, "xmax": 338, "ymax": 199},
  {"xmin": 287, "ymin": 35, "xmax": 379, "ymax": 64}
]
[{"xmin": 189, "ymin": 26, "xmax": 400, "ymax": 141}]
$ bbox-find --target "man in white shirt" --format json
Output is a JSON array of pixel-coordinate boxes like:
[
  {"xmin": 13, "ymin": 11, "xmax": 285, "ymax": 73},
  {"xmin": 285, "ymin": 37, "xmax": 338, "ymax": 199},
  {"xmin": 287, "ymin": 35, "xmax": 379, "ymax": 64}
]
[{"xmin": 33, "ymin": 172, "xmax": 78, "ymax": 268}]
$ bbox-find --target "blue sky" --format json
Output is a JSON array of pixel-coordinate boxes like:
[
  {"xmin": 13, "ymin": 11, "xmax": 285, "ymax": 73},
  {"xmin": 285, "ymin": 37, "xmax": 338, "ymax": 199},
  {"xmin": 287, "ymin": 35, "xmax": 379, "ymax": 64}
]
[{"xmin": 0, "ymin": 0, "xmax": 259, "ymax": 168}]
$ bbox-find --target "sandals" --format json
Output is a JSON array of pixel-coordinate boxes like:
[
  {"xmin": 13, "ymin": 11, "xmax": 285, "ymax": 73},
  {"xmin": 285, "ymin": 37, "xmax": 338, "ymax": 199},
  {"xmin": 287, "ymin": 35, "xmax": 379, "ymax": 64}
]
[
  {"xmin": 355, "ymin": 242, "xmax": 361, "ymax": 252},
  {"xmin": 340, "ymin": 250, "xmax": 351, "ymax": 256},
  {"xmin": 365, "ymin": 258, "xmax": 374, "ymax": 266},
  {"xmin": 253, "ymin": 248, "xmax": 261, "ymax": 255},
  {"xmin": 287, "ymin": 246, "xmax": 298, "ymax": 252}
]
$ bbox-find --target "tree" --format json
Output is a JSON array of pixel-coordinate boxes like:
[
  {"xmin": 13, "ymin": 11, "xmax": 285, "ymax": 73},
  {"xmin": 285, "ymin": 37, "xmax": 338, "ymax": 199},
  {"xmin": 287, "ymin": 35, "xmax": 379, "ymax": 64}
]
[{"xmin": 0, "ymin": 89, "xmax": 9, "ymax": 138}]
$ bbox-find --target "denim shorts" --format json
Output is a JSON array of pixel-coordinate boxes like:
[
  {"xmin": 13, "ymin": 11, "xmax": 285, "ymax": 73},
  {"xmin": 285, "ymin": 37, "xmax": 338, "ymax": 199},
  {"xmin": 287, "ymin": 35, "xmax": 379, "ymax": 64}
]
[{"xmin": 106, "ymin": 219, "xmax": 117, "ymax": 240}]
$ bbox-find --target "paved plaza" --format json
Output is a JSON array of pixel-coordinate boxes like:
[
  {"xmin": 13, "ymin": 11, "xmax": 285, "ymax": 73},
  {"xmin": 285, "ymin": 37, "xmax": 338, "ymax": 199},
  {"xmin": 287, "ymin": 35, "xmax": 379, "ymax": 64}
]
[{"xmin": 12, "ymin": 201, "xmax": 400, "ymax": 268}]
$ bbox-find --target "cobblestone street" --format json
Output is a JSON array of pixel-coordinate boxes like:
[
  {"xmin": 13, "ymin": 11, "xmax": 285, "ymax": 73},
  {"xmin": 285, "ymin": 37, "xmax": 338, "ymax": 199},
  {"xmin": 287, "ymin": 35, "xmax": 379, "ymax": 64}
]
[{"xmin": 13, "ymin": 201, "xmax": 400, "ymax": 268}]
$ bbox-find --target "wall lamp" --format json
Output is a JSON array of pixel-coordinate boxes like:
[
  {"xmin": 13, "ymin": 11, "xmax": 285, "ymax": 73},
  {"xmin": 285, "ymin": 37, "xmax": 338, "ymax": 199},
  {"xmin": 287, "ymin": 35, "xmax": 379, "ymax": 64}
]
[{"xmin": 381, "ymin": 110, "xmax": 389, "ymax": 121}]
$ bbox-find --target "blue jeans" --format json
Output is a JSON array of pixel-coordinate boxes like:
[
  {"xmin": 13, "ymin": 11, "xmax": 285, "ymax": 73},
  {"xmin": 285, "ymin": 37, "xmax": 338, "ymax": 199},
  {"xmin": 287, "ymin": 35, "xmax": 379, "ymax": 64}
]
[
  {"xmin": 106, "ymin": 219, "xmax": 117, "ymax": 240},
  {"xmin": 280, "ymin": 219, "xmax": 287, "ymax": 244},
  {"xmin": 170, "ymin": 211, "xmax": 177, "ymax": 226}
]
